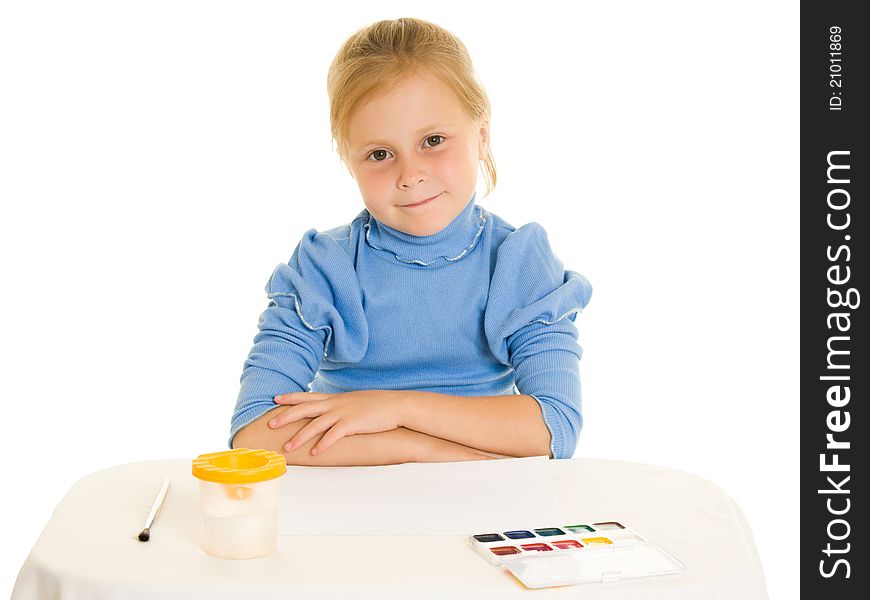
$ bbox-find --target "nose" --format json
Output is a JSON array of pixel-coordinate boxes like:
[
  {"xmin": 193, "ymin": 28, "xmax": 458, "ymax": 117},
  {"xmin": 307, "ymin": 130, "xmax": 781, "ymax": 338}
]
[{"xmin": 397, "ymin": 155, "xmax": 427, "ymax": 189}]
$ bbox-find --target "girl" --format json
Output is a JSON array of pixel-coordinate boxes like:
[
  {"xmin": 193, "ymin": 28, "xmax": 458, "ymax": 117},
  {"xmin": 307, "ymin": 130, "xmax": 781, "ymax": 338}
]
[{"xmin": 229, "ymin": 17, "xmax": 592, "ymax": 465}]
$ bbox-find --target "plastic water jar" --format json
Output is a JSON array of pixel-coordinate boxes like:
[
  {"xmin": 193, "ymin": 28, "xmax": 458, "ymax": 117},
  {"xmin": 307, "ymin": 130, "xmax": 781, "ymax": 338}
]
[{"xmin": 191, "ymin": 448, "xmax": 287, "ymax": 559}]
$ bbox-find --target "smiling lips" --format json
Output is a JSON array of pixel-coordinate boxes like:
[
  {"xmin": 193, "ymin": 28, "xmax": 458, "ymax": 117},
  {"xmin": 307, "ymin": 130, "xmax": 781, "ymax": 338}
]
[{"xmin": 401, "ymin": 192, "xmax": 441, "ymax": 207}]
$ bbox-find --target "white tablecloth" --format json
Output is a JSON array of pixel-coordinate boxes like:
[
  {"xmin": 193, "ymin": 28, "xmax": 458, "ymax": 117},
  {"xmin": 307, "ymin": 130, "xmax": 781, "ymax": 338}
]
[{"xmin": 12, "ymin": 457, "xmax": 768, "ymax": 599}]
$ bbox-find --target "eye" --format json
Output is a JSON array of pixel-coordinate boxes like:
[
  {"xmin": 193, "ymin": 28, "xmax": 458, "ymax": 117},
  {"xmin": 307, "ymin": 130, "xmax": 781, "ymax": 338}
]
[
  {"xmin": 365, "ymin": 135, "xmax": 444, "ymax": 162},
  {"xmin": 366, "ymin": 149, "xmax": 392, "ymax": 162}
]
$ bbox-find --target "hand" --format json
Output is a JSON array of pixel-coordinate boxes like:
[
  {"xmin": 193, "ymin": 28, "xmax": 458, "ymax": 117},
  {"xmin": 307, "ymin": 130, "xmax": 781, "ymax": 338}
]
[{"xmin": 269, "ymin": 390, "xmax": 411, "ymax": 456}]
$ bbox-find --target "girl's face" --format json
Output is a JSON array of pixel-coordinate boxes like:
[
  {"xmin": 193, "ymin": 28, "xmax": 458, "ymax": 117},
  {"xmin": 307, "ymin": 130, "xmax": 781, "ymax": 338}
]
[{"xmin": 344, "ymin": 71, "xmax": 489, "ymax": 237}]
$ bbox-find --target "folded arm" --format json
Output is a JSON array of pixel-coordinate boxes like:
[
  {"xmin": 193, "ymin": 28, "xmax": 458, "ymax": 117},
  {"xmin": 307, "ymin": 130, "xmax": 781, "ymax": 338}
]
[
  {"xmin": 399, "ymin": 392, "xmax": 553, "ymax": 458},
  {"xmin": 260, "ymin": 296, "xmax": 582, "ymax": 461},
  {"xmin": 232, "ymin": 405, "xmax": 504, "ymax": 466},
  {"xmin": 266, "ymin": 389, "xmax": 550, "ymax": 460}
]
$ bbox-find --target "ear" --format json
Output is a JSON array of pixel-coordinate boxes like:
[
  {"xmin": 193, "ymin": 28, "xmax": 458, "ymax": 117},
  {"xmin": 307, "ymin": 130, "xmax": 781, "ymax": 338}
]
[{"xmin": 477, "ymin": 118, "xmax": 490, "ymax": 160}]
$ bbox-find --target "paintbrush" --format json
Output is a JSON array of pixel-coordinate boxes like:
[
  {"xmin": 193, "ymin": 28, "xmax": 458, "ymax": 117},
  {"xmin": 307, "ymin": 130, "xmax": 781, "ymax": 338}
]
[{"xmin": 138, "ymin": 477, "xmax": 171, "ymax": 541}]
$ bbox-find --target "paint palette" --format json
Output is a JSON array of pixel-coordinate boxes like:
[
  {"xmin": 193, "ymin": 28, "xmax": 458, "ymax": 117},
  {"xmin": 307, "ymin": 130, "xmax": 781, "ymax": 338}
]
[{"xmin": 468, "ymin": 520, "xmax": 685, "ymax": 589}]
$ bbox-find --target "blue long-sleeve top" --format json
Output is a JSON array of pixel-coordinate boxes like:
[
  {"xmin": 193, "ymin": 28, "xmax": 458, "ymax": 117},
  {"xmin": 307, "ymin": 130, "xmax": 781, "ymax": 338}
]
[{"xmin": 229, "ymin": 192, "xmax": 592, "ymax": 459}]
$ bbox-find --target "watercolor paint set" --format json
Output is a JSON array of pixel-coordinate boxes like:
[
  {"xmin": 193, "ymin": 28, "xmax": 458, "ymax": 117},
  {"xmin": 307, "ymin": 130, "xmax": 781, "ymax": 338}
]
[{"xmin": 468, "ymin": 520, "xmax": 685, "ymax": 589}]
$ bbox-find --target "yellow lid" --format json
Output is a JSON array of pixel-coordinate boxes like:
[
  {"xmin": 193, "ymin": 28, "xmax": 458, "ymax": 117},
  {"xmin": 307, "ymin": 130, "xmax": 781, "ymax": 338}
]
[{"xmin": 192, "ymin": 448, "xmax": 287, "ymax": 484}]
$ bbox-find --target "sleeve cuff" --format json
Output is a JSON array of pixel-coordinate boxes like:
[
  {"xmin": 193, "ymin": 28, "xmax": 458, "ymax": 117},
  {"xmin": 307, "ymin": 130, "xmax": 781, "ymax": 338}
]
[
  {"xmin": 228, "ymin": 400, "xmax": 282, "ymax": 449},
  {"xmin": 529, "ymin": 394, "xmax": 582, "ymax": 459}
]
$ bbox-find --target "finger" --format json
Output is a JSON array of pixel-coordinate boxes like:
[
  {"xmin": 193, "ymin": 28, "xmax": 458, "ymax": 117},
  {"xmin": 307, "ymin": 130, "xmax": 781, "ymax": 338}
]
[
  {"xmin": 284, "ymin": 414, "xmax": 338, "ymax": 452},
  {"xmin": 311, "ymin": 424, "xmax": 350, "ymax": 456},
  {"xmin": 274, "ymin": 392, "xmax": 329, "ymax": 404},
  {"xmin": 268, "ymin": 403, "xmax": 325, "ymax": 429}
]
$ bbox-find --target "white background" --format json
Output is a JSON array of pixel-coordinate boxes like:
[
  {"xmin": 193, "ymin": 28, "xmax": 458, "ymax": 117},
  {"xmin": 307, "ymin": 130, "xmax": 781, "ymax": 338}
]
[{"xmin": 0, "ymin": 1, "xmax": 798, "ymax": 597}]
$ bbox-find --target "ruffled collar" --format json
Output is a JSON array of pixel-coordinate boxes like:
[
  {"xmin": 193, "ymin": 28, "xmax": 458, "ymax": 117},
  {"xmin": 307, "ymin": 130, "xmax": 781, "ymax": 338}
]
[{"xmin": 363, "ymin": 192, "xmax": 487, "ymax": 267}]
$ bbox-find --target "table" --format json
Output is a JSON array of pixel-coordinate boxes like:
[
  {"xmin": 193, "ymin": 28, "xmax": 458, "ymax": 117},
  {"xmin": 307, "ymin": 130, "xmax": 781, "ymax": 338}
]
[{"xmin": 12, "ymin": 458, "xmax": 768, "ymax": 599}]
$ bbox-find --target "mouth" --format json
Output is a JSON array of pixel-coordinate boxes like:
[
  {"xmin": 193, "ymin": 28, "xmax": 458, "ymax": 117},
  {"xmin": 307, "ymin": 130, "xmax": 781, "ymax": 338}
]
[{"xmin": 400, "ymin": 192, "xmax": 441, "ymax": 208}]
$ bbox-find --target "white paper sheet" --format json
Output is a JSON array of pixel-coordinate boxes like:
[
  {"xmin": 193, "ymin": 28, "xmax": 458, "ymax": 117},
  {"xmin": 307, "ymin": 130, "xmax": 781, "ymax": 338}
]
[{"xmin": 276, "ymin": 455, "xmax": 561, "ymax": 535}]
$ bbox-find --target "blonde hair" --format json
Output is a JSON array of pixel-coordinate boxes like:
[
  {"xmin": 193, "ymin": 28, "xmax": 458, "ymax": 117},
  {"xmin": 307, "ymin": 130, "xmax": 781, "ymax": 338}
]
[{"xmin": 327, "ymin": 17, "xmax": 497, "ymax": 197}]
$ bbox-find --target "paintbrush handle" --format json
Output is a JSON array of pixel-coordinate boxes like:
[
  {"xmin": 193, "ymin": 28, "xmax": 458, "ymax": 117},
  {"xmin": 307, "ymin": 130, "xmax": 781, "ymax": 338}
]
[{"xmin": 145, "ymin": 478, "xmax": 171, "ymax": 529}]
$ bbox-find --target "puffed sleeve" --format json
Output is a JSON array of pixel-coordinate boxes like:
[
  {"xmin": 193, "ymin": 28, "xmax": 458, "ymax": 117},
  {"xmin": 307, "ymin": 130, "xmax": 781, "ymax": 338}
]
[
  {"xmin": 484, "ymin": 223, "xmax": 592, "ymax": 459},
  {"xmin": 228, "ymin": 229, "xmax": 368, "ymax": 448}
]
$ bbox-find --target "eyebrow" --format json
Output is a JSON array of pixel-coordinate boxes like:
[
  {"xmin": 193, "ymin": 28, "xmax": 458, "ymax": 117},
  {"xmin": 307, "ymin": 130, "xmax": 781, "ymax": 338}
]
[{"xmin": 355, "ymin": 122, "xmax": 454, "ymax": 150}]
